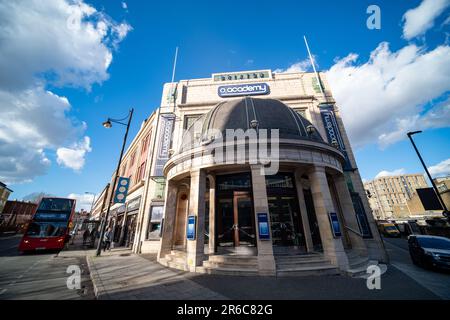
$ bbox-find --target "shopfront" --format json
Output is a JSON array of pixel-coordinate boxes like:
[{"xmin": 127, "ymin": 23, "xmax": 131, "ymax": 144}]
[{"xmin": 122, "ymin": 196, "xmax": 141, "ymax": 247}]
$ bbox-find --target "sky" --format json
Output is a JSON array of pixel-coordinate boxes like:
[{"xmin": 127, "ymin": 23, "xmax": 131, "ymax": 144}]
[{"xmin": 0, "ymin": 0, "xmax": 449, "ymax": 210}]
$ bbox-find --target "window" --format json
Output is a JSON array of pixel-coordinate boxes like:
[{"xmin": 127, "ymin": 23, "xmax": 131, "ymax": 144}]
[
  {"xmin": 138, "ymin": 161, "xmax": 146, "ymax": 181},
  {"xmin": 184, "ymin": 115, "xmax": 201, "ymax": 130},
  {"xmin": 121, "ymin": 162, "xmax": 127, "ymax": 177},
  {"xmin": 147, "ymin": 206, "xmax": 163, "ymax": 239},
  {"xmin": 295, "ymin": 109, "xmax": 307, "ymax": 118},
  {"xmin": 130, "ymin": 151, "xmax": 136, "ymax": 167},
  {"xmin": 142, "ymin": 132, "xmax": 151, "ymax": 155}
]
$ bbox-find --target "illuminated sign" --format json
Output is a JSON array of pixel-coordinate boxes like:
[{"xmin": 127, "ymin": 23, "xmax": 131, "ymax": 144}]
[
  {"xmin": 257, "ymin": 213, "xmax": 270, "ymax": 240},
  {"xmin": 218, "ymin": 83, "xmax": 270, "ymax": 98},
  {"xmin": 35, "ymin": 212, "xmax": 69, "ymax": 221},
  {"xmin": 328, "ymin": 212, "xmax": 341, "ymax": 238},
  {"xmin": 213, "ymin": 70, "xmax": 271, "ymax": 82},
  {"xmin": 186, "ymin": 216, "xmax": 196, "ymax": 240}
]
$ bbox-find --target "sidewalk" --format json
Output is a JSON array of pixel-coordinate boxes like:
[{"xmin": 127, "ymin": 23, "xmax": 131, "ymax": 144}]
[
  {"xmin": 85, "ymin": 249, "xmax": 441, "ymax": 300},
  {"xmin": 87, "ymin": 252, "xmax": 228, "ymax": 300},
  {"xmin": 59, "ymin": 234, "xmax": 441, "ymax": 300}
]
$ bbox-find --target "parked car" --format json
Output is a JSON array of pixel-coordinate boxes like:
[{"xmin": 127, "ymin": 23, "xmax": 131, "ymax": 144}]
[
  {"xmin": 408, "ymin": 235, "xmax": 450, "ymax": 270},
  {"xmin": 378, "ymin": 223, "xmax": 401, "ymax": 237}
]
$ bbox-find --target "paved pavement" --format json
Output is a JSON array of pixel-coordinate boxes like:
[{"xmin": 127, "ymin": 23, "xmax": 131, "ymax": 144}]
[
  {"xmin": 87, "ymin": 249, "xmax": 441, "ymax": 300},
  {"xmin": 88, "ymin": 252, "xmax": 227, "ymax": 300},
  {"xmin": 0, "ymin": 234, "xmax": 94, "ymax": 300},
  {"xmin": 383, "ymin": 236, "xmax": 450, "ymax": 299}
]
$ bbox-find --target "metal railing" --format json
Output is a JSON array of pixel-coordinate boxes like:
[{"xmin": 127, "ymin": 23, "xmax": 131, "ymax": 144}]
[{"xmin": 344, "ymin": 225, "xmax": 364, "ymax": 238}]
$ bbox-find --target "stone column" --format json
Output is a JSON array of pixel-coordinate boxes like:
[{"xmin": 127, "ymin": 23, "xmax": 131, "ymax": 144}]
[
  {"xmin": 186, "ymin": 169, "xmax": 207, "ymax": 271},
  {"xmin": 294, "ymin": 169, "xmax": 314, "ymax": 252},
  {"xmin": 308, "ymin": 166, "xmax": 349, "ymax": 270},
  {"xmin": 207, "ymin": 174, "xmax": 216, "ymax": 254},
  {"xmin": 251, "ymin": 165, "xmax": 276, "ymax": 276},
  {"xmin": 157, "ymin": 179, "xmax": 178, "ymax": 260},
  {"xmin": 333, "ymin": 174, "xmax": 368, "ymax": 256}
]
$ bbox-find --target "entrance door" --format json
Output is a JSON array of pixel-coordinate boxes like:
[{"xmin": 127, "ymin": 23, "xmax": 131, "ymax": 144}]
[
  {"xmin": 268, "ymin": 195, "xmax": 306, "ymax": 251},
  {"xmin": 233, "ymin": 192, "xmax": 255, "ymax": 247},
  {"xmin": 217, "ymin": 192, "xmax": 255, "ymax": 249}
]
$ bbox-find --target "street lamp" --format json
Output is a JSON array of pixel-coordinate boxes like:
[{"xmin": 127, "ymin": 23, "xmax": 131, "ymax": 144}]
[
  {"xmin": 96, "ymin": 108, "xmax": 134, "ymax": 256},
  {"xmin": 102, "ymin": 120, "xmax": 112, "ymax": 128},
  {"xmin": 407, "ymin": 131, "xmax": 449, "ymax": 218}
]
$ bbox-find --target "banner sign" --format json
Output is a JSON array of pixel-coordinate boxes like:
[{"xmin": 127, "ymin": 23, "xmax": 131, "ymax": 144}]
[
  {"xmin": 218, "ymin": 83, "xmax": 270, "ymax": 98},
  {"xmin": 257, "ymin": 213, "xmax": 270, "ymax": 240},
  {"xmin": 186, "ymin": 216, "xmax": 196, "ymax": 240},
  {"xmin": 114, "ymin": 177, "xmax": 130, "ymax": 204},
  {"xmin": 213, "ymin": 70, "xmax": 271, "ymax": 82},
  {"xmin": 126, "ymin": 196, "xmax": 141, "ymax": 214},
  {"xmin": 153, "ymin": 114, "xmax": 175, "ymax": 177},
  {"xmin": 328, "ymin": 212, "xmax": 342, "ymax": 238},
  {"xmin": 319, "ymin": 105, "xmax": 352, "ymax": 171},
  {"xmin": 351, "ymin": 192, "xmax": 373, "ymax": 238}
]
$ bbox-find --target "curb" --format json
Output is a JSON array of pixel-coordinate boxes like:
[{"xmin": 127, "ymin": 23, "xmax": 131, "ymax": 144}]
[{"xmin": 86, "ymin": 255, "xmax": 107, "ymax": 300}]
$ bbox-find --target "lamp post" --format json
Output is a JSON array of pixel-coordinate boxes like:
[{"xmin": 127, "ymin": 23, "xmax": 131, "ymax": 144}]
[
  {"xmin": 407, "ymin": 131, "xmax": 449, "ymax": 217},
  {"xmin": 96, "ymin": 108, "xmax": 134, "ymax": 256}
]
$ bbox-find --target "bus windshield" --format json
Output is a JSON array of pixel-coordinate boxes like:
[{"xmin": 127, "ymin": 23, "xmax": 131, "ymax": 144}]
[
  {"xmin": 25, "ymin": 221, "xmax": 68, "ymax": 238},
  {"xmin": 37, "ymin": 198, "xmax": 74, "ymax": 212}
]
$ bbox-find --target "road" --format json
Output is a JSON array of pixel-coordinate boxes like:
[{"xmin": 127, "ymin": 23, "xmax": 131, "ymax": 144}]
[
  {"xmin": 0, "ymin": 234, "xmax": 94, "ymax": 300},
  {"xmin": 383, "ymin": 236, "xmax": 450, "ymax": 299}
]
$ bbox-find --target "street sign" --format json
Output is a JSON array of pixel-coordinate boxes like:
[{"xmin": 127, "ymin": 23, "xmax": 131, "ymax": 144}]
[{"xmin": 114, "ymin": 177, "xmax": 130, "ymax": 204}]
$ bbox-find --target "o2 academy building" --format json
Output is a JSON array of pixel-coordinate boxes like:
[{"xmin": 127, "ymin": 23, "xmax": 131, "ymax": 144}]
[{"xmin": 99, "ymin": 69, "xmax": 388, "ymax": 276}]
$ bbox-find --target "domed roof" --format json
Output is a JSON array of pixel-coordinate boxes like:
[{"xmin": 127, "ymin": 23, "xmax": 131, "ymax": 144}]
[{"xmin": 180, "ymin": 97, "xmax": 323, "ymax": 151}]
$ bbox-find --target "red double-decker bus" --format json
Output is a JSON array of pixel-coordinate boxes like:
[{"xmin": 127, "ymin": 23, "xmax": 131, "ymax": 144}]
[{"xmin": 19, "ymin": 197, "xmax": 76, "ymax": 253}]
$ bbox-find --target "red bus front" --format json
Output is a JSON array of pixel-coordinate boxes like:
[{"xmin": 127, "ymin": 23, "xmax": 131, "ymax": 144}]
[{"xmin": 19, "ymin": 197, "xmax": 75, "ymax": 253}]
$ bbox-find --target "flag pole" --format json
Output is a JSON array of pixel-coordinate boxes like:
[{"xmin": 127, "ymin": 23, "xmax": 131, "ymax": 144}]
[
  {"xmin": 303, "ymin": 35, "xmax": 326, "ymax": 99},
  {"xmin": 170, "ymin": 47, "xmax": 179, "ymax": 113}
]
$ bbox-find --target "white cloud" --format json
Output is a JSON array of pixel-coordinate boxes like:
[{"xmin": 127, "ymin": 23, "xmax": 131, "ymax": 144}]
[
  {"xmin": 0, "ymin": 0, "xmax": 131, "ymax": 184},
  {"xmin": 428, "ymin": 158, "xmax": 450, "ymax": 177},
  {"xmin": 122, "ymin": 2, "xmax": 128, "ymax": 10},
  {"xmin": 327, "ymin": 42, "xmax": 450, "ymax": 148},
  {"xmin": 67, "ymin": 192, "xmax": 97, "ymax": 212},
  {"xmin": 402, "ymin": 0, "xmax": 450, "ymax": 40},
  {"xmin": 57, "ymin": 137, "xmax": 92, "ymax": 171},
  {"xmin": 274, "ymin": 58, "xmax": 312, "ymax": 73},
  {"xmin": 375, "ymin": 168, "xmax": 406, "ymax": 179},
  {"xmin": 378, "ymin": 97, "xmax": 450, "ymax": 146}
]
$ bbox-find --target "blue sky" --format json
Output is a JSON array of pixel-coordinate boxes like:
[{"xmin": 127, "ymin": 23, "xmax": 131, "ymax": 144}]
[{"xmin": 1, "ymin": 0, "xmax": 449, "ymax": 209}]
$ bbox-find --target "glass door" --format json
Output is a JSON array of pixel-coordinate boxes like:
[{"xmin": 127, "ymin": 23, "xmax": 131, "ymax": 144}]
[
  {"xmin": 268, "ymin": 195, "xmax": 306, "ymax": 250},
  {"xmin": 234, "ymin": 192, "xmax": 256, "ymax": 247},
  {"xmin": 217, "ymin": 192, "xmax": 255, "ymax": 248}
]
